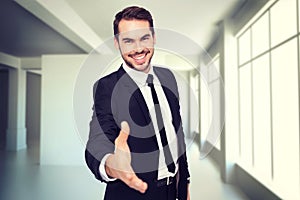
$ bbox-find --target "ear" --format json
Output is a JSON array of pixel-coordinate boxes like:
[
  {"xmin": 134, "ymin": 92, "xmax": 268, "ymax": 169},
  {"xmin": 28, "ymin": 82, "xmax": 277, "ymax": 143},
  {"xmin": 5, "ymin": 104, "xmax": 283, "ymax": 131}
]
[
  {"xmin": 153, "ymin": 33, "xmax": 156, "ymax": 45},
  {"xmin": 114, "ymin": 37, "xmax": 120, "ymax": 49}
]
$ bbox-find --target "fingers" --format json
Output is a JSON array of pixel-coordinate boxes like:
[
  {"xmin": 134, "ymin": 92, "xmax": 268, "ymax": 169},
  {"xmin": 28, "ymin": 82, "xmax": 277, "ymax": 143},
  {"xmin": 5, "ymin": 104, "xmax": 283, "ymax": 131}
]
[
  {"xmin": 121, "ymin": 172, "xmax": 148, "ymax": 193},
  {"xmin": 106, "ymin": 158, "xmax": 148, "ymax": 193}
]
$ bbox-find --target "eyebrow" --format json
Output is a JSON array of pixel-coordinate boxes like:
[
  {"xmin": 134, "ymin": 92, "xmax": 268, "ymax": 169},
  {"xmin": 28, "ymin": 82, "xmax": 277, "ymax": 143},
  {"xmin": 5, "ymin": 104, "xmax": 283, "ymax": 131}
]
[
  {"xmin": 141, "ymin": 34, "xmax": 151, "ymax": 39},
  {"xmin": 121, "ymin": 34, "xmax": 151, "ymax": 42},
  {"xmin": 122, "ymin": 38, "xmax": 134, "ymax": 42}
]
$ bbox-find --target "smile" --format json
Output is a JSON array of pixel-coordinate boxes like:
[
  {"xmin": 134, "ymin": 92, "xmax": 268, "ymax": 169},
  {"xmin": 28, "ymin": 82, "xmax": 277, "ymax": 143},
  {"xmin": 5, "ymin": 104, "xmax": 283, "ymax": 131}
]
[
  {"xmin": 133, "ymin": 53, "xmax": 146, "ymax": 60},
  {"xmin": 129, "ymin": 51, "xmax": 150, "ymax": 64}
]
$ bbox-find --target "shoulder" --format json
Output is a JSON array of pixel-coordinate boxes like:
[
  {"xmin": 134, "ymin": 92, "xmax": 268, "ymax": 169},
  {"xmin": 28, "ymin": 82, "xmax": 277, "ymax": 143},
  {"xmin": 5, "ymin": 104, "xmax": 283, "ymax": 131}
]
[
  {"xmin": 153, "ymin": 66, "xmax": 176, "ymax": 80},
  {"xmin": 93, "ymin": 68, "xmax": 122, "ymax": 96},
  {"xmin": 153, "ymin": 65, "xmax": 177, "ymax": 84},
  {"xmin": 94, "ymin": 66, "xmax": 125, "ymax": 88},
  {"xmin": 98, "ymin": 71, "xmax": 118, "ymax": 85},
  {"xmin": 153, "ymin": 65, "xmax": 173, "ymax": 74}
]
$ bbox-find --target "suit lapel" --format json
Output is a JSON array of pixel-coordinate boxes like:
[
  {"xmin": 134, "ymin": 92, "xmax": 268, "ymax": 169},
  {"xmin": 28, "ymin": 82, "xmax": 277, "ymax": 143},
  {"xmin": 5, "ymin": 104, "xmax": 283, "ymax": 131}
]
[{"xmin": 116, "ymin": 67, "xmax": 151, "ymax": 126}]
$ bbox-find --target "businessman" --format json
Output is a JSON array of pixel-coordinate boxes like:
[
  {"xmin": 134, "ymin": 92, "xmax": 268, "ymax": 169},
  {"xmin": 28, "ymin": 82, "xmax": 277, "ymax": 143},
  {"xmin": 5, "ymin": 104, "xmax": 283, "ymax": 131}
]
[{"xmin": 85, "ymin": 6, "xmax": 190, "ymax": 200}]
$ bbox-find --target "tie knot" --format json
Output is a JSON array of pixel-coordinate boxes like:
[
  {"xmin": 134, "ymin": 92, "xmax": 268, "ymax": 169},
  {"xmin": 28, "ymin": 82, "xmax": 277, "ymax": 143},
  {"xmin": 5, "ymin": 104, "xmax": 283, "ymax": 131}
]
[{"xmin": 146, "ymin": 74, "xmax": 154, "ymax": 85}]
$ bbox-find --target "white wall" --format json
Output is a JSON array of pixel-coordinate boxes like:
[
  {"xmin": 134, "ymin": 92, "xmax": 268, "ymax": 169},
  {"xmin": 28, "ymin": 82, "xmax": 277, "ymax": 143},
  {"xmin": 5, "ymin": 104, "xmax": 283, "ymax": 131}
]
[{"xmin": 41, "ymin": 54, "xmax": 88, "ymax": 165}]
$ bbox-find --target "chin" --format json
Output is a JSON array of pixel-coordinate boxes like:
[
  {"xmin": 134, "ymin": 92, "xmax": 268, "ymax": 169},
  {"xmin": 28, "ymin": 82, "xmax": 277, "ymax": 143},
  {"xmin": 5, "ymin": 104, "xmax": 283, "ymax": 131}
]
[
  {"xmin": 136, "ymin": 61, "xmax": 152, "ymax": 72},
  {"xmin": 133, "ymin": 64, "xmax": 148, "ymax": 71}
]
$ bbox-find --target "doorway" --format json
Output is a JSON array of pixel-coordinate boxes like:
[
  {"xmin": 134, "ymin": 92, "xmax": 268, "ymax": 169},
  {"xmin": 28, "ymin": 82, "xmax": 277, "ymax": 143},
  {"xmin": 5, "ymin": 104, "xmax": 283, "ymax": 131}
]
[
  {"xmin": 0, "ymin": 68, "xmax": 9, "ymax": 150},
  {"xmin": 26, "ymin": 72, "xmax": 41, "ymax": 154}
]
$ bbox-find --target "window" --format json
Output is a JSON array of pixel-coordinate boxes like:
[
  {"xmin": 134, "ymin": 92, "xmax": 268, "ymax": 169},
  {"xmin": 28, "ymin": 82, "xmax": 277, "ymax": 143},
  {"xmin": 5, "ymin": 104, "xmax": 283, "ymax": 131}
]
[
  {"xmin": 252, "ymin": 54, "xmax": 272, "ymax": 180},
  {"xmin": 252, "ymin": 13, "xmax": 269, "ymax": 58},
  {"xmin": 201, "ymin": 55, "xmax": 221, "ymax": 150},
  {"xmin": 271, "ymin": 38, "xmax": 299, "ymax": 199},
  {"xmin": 236, "ymin": 0, "xmax": 300, "ymax": 199},
  {"xmin": 200, "ymin": 63, "xmax": 212, "ymax": 147},
  {"xmin": 270, "ymin": 0, "xmax": 297, "ymax": 47},
  {"xmin": 238, "ymin": 64, "xmax": 252, "ymax": 169},
  {"xmin": 238, "ymin": 29, "xmax": 251, "ymax": 65},
  {"xmin": 190, "ymin": 71, "xmax": 200, "ymax": 135}
]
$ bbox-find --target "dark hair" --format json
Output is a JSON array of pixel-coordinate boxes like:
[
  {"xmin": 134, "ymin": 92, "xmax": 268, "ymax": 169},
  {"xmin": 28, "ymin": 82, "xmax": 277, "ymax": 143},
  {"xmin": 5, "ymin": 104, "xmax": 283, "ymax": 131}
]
[{"xmin": 113, "ymin": 6, "xmax": 154, "ymax": 39}]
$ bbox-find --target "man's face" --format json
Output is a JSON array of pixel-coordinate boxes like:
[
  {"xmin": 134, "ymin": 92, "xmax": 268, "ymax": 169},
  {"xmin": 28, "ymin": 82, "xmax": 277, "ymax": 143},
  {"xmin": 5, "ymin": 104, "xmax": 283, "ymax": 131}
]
[{"xmin": 115, "ymin": 19, "xmax": 155, "ymax": 73}]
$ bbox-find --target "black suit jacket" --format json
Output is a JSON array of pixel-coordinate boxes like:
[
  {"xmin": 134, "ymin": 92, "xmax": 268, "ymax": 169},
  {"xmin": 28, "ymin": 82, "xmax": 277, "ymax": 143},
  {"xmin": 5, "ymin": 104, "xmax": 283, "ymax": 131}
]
[{"xmin": 85, "ymin": 66, "xmax": 190, "ymax": 199}]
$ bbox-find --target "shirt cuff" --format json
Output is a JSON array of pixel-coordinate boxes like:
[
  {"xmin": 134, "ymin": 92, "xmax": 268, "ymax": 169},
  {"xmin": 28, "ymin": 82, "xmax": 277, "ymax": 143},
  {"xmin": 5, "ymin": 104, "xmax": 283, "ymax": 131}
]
[
  {"xmin": 99, "ymin": 154, "xmax": 117, "ymax": 182},
  {"xmin": 187, "ymin": 177, "xmax": 191, "ymax": 183}
]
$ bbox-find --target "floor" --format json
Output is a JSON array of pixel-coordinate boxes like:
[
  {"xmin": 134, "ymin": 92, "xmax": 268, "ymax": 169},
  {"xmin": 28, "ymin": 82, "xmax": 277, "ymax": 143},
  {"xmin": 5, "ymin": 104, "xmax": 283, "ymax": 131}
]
[{"xmin": 0, "ymin": 141, "xmax": 249, "ymax": 200}]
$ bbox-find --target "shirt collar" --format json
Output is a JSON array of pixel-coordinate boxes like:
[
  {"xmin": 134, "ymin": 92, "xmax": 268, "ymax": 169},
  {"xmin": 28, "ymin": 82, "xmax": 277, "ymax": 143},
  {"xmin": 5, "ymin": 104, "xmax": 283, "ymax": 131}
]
[{"xmin": 122, "ymin": 62, "xmax": 155, "ymax": 86}]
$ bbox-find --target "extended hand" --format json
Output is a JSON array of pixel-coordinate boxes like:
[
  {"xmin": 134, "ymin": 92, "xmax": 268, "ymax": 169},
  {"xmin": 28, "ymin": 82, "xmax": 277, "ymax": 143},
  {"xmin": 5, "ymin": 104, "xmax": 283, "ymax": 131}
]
[{"xmin": 105, "ymin": 121, "xmax": 148, "ymax": 193}]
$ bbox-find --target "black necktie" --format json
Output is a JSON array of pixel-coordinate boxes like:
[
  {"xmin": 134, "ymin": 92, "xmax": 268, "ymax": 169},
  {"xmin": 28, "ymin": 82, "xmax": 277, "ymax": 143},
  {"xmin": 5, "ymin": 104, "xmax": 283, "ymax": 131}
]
[{"xmin": 146, "ymin": 74, "xmax": 175, "ymax": 173}]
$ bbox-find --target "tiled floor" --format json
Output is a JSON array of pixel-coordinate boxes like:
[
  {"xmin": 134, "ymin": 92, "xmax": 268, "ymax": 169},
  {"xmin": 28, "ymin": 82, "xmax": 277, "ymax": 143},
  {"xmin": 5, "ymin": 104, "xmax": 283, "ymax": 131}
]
[{"xmin": 0, "ymin": 141, "xmax": 249, "ymax": 200}]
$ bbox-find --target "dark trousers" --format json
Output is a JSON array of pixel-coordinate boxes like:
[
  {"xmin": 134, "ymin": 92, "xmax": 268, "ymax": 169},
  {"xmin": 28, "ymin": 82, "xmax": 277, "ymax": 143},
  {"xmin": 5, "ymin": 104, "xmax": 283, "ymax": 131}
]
[{"xmin": 104, "ymin": 179, "xmax": 177, "ymax": 200}]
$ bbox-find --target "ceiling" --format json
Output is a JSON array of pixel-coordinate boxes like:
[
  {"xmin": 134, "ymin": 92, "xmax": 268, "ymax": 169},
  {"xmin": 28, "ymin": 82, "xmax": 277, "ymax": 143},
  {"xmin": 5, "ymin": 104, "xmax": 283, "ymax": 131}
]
[
  {"xmin": 0, "ymin": 0, "xmax": 245, "ymax": 57},
  {"xmin": 66, "ymin": 0, "xmax": 244, "ymax": 48},
  {"xmin": 0, "ymin": 1, "xmax": 85, "ymax": 57}
]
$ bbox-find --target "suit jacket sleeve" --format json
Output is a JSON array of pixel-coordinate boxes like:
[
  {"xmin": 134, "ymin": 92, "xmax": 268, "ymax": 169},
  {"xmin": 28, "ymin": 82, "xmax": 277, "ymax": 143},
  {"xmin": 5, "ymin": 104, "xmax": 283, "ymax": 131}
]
[{"xmin": 85, "ymin": 77, "xmax": 120, "ymax": 182}]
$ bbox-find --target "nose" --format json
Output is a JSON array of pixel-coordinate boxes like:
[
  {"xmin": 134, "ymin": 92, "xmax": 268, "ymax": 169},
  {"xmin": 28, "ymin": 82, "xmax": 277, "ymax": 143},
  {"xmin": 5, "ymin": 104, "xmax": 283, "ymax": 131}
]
[{"xmin": 134, "ymin": 41, "xmax": 143, "ymax": 53}]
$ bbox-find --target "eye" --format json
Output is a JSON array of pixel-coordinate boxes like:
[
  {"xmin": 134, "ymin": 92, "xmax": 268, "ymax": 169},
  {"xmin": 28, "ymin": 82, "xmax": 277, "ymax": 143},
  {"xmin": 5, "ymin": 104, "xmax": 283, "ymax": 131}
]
[
  {"xmin": 141, "ymin": 36, "xmax": 150, "ymax": 41},
  {"xmin": 123, "ymin": 39, "xmax": 133, "ymax": 44}
]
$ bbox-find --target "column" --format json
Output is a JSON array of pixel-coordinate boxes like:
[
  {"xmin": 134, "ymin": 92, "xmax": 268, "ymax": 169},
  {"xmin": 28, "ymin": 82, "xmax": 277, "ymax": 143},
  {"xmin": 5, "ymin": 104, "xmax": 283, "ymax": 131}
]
[
  {"xmin": 6, "ymin": 67, "xmax": 27, "ymax": 151},
  {"xmin": 220, "ymin": 19, "xmax": 239, "ymax": 183}
]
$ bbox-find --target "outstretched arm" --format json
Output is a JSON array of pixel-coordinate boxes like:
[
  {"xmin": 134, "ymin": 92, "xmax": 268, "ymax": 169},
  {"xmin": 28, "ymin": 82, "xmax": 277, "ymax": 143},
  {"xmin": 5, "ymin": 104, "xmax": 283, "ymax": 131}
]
[{"xmin": 105, "ymin": 121, "xmax": 147, "ymax": 193}]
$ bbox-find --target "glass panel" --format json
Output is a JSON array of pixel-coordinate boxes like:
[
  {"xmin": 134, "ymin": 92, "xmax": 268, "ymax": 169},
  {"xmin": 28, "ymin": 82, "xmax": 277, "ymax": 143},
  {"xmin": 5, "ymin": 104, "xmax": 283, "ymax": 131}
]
[
  {"xmin": 194, "ymin": 74, "xmax": 199, "ymax": 135},
  {"xmin": 208, "ymin": 56, "xmax": 220, "ymax": 82},
  {"xmin": 190, "ymin": 74, "xmax": 199, "ymax": 134},
  {"xmin": 299, "ymin": 0, "xmax": 300, "ymax": 33},
  {"xmin": 239, "ymin": 64, "xmax": 253, "ymax": 168},
  {"xmin": 252, "ymin": 12, "xmax": 269, "ymax": 57},
  {"xmin": 270, "ymin": 0, "xmax": 297, "ymax": 47},
  {"xmin": 252, "ymin": 53, "xmax": 272, "ymax": 181},
  {"xmin": 271, "ymin": 38, "xmax": 300, "ymax": 199},
  {"xmin": 208, "ymin": 80, "xmax": 221, "ymax": 150},
  {"xmin": 200, "ymin": 73, "xmax": 212, "ymax": 146},
  {"xmin": 208, "ymin": 56, "xmax": 221, "ymax": 150},
  {"xmin": 238, "ymin": 29, "xmax": 251, "ymax": 65}
]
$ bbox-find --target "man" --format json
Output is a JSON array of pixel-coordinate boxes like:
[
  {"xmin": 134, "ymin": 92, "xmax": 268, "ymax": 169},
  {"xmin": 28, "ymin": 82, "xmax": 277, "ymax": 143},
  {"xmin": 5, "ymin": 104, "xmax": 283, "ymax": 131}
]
[{"xmin": 85, "ymin": 6, "xmax": 190, "ymax": 200}]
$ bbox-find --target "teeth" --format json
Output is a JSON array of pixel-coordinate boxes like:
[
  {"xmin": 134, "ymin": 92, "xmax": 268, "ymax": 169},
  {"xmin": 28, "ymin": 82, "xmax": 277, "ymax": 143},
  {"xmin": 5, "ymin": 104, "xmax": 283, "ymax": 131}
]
[{"xmin": 133, "ymin": 54, "xmax": 146, "ymax": 60}]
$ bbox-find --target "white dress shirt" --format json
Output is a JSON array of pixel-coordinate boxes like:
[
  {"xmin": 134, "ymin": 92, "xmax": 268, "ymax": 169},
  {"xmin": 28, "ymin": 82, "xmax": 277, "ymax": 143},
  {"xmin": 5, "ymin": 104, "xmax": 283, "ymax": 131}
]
[{"xmin": 99, "ymin": 63, "xmax": 179, "ymax": 181}]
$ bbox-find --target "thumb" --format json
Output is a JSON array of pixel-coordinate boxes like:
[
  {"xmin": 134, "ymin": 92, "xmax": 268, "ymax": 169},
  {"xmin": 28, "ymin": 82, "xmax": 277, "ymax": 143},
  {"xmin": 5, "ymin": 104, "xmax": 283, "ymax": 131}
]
[
  {"xmin": 121, "ymin": 121, "xmax": 130, "ymax": 135},
  {"xmin": 117, "ymin": 121, "xmax": 130, "ymax": 144}
]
